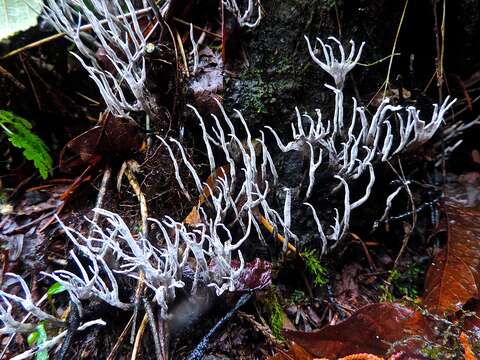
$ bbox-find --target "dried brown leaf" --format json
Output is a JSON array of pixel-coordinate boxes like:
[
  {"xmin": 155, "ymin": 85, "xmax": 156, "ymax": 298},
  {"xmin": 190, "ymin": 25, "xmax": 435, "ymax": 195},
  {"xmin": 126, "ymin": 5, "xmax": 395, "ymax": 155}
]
[
  {"xmin": 281, "ymin": 303, "xmax": 433, "ymax": 359},
  {"xmin": 60, "ymin": 115, "xmax": 142, "ymax": 171},
  {"xmin": 424, "ymin": 202, "xmax": 480, "ymax": 314}
]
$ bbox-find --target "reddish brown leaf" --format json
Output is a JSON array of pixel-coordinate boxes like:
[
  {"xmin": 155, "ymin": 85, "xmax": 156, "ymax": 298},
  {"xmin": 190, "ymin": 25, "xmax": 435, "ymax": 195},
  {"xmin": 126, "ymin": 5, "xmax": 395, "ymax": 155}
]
[
  {"xmin": 281, "ymin": 303, "xmax": 433, "ymax": 359},
  {"xmin": 233, "ymin": 258, "xmax": 272, "ymax": 291},
  {"xmin": 60, "ymin": 126, "xmax": 103, "ymax": 170},
  {"xmin": 424, "ymin": 203, "xmax": 480, "ymax": 314},
  {"xmin": 60, "ymin": 115, "xmax": 142, "ymax": 172}
]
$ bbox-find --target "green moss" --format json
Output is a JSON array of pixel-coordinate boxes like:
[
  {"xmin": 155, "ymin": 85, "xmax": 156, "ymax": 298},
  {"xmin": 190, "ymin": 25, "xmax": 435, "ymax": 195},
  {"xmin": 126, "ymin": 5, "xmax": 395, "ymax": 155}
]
[
  {"xmin": 419, "ymin": 343, "xmax": 458, "ymax": 359},
  {"xmin": 238, "ymin": 69, "xmax": 272, "ymax": 115},
  {"xmin": 234, "ymin": 48, "xmax": 300, "ymax": 118},
  {"xmin": 269, "ymin": 298, "xmax": 283, "ymax": 339},
  {"xmin": 289, "ymin": 289, "xmax": 306, "ymax": 304},
  {"xmin": 380, "ymin": 265, "xmax": 423, "ymax": 302},
  {"xmin": 420, "ymin": 345, "xmax": 444, "ymax": 359},
  {"xmin": 302, "ymin": 249, "xmax": 328, "ymax": 287},
  {"xmin": 264, "ymin": 289, "xmax": 284, "ymax": 339},
  {"xmin": 324, "ymin": 0, "xmax": 337, "ymax": 10},
  {"xmin": 0, "ymin": 190, "xmax": 7, "ymax": 205}
]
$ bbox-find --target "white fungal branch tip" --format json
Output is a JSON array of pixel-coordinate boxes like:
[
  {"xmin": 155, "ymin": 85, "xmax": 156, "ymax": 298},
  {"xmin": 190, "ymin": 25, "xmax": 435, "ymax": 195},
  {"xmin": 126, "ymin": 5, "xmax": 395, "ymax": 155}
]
[
  {"xmin": 223, "ymin": 0, "xmax": 262, "ymax": 28},
  {"xmin": 189, "ymin": 24, "xmax": 199, "ymax": 75},
  {"xmin": 304, "ymin": 35, "xmax": 365, "ymax": 89}
]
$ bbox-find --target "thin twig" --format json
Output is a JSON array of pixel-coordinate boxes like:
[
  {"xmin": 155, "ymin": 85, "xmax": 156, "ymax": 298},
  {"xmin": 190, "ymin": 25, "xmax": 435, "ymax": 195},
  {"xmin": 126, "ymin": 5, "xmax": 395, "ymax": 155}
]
[
  {"xmin": 172, "ymin": 17, "xmax": 222, "ymax": 39},
  {"xmin": 383, "ymin": 0, "xmax": 409, "ymax": 98},
  {"xmin": 144, "ymin": 299, "xmax": 162, "ymax": 360},
  {"xmin": 176, "ymin": 30, "xmax": 189, "ymax": 77},
  {"xmin": 89, "ymin": 165, "xmax": 112, "ymax": 238},
  {"xmin": 55, "ymin": 301, "xmax": 80, "ymax": 360},
  {"xmin": 433, "ymin": 0, "xmax": 448, "ymax": 191},
  {"xmin": 9, "ymin": 210, "xmax": 56, "ymax": 233},
  {"xmin": 130, "ymin": 270, "xmax": 145, "ymax": 345},
  {"xmin": 157, "ymin": 315, "xmax": 169, "ymax": 360},
  {"xmin": 334, "ymin": 1, "xmax": 342, "ymax": 39},
  {"xmin": 0, "ymin": 64, "xmax": 26, "ymax": 91},
  {"xmin": 125, "ymin": 160, "xmax": 148, "ymax": 238},
  {"xmin": 185, "ymin": 294, "xmax": 252, "ymax": 360},
  {"xmin": 387, "ymin": 159, "xmax": 417, "ymax": 268},
  {"xmin": 19, "ymin": 55, "xmax": 41, "ymax": 110},
  {"xmin": 432, "ymin": 0, "xmax": 447, "ymax": 101},
  {"xmin": 130, "ymin": 314, "xmax": 149, "ymax": 360},
  {"xmin": 106, "ymin": 314, "xmax": 135, "ymax": 360},
  {"xmin": 259, "ymin": 214, "xmax": 297, "ymax": 254},
  {"xmin": 350, "ymin": 233, "xmax": 376, "ymax": 271},
  {"xmin": 358, "ymin": 53, "xmax": 401, "ymax": 67}
]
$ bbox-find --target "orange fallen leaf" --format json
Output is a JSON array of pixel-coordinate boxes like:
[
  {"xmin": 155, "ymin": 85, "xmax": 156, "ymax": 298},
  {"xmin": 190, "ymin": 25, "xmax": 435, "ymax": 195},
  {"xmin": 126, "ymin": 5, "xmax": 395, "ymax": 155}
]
[
  {"xmin": 183, "ymin": 165, "xmax": 230, "ymax": 226},
  {"xmin": 460, "ymin": 332, "xmax": 476, "ymax": 360},
  {"xmin": 183, "ymin": 205, "xmax": 201, "ymax": 226},
  {"xmin": 339, "ymin": 354, "xmax": 384, "ymax": 360}
]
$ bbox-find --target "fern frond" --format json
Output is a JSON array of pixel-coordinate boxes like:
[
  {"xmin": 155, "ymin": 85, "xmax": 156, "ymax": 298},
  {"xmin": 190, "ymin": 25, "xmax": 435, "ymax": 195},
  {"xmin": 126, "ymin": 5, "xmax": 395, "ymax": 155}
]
[{"xmin": 0, "ymin": 110, "xmax": 53, "ymax": 179}]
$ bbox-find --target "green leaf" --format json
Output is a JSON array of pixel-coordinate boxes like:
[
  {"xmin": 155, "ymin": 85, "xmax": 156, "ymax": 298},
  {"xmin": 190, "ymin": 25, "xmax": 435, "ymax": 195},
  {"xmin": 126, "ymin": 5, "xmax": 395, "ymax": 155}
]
[
  {"xmin": 35, "ymin": 323, "xmax": 49, "ymax": 360},
  {"xmin": 27, "ymin": 331, "xmax": 39, "ymax": 346},
  {"xmin": 0, "ymin": 110, "xmax": 53, "ymax": 179},
  {"xmin": 47, "ymin": 282, "xmax": 66, "ymax": 296},
  {"xmin": 0, "ymin": 0, "xmax": 43, "ymax": 40}
]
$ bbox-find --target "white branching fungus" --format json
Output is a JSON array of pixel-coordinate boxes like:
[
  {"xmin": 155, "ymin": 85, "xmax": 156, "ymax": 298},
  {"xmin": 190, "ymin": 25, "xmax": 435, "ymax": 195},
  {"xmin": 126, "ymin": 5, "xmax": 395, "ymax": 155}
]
[
  {"xmin": 160, "ymin": 102, "xmax": 301, "ymax": 254},
  {"xmin": 375, "ymin": 185, "xmax": 403, "ymax": 227},
  {"xmin": 305, "ymin": 164, "xmax": 374, "ymax": 249},
  {"xmin": 158, "ymin": 136, "xmax": 192, "ymax": 201},
  {"xmin": 306, "ymin": 143, "xmax": 322, "ymax": 199},
  {"xmin": 42, "ymin": 0, "xmax": 166, "ymax": 118},
  {"xmin": 0, "ymin": 275, "xmax": 105, "ymax": 359},
  {"xmin": 2, "ymin": 33, "xmax": 458, "ymax": 346},
  {"xmin": 223, "ymin": 0, "xmax": 262, "ymax": 28},
  {"xmin": 304, "ymin": 36, "xmax": 365, "ymax": 89},
  {"xmin": 43, "ymin": 215, "xmax": 132, "ymax": 312},
  {"xmin": 263, "ymin": 36, "xmax": 455, "ymax": 251},
  {"xmin": 0, "ymin": 274, "xmax": 64, "ymax": 334},
  {"xmin": 166, "ymin": 55, "xmax": 453, "ymax": 253},
  {"xmin": 271, "ymin": 188, "xmax": 300, "ymax": 252},
  {"xmin": 10, "ymin": 319, "xmax": 106, "ymax": 360},
  {"xmin": 38, "ymin": 205, "xmax": 253, "ymax": 319}
]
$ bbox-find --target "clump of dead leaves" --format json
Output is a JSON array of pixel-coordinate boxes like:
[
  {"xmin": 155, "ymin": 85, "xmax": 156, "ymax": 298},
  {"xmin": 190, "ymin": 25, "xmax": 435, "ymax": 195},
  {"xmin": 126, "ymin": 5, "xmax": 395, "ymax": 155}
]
[{"xmin": 268, "ymin": 201, "xmax": 480, "ymax": 360}]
